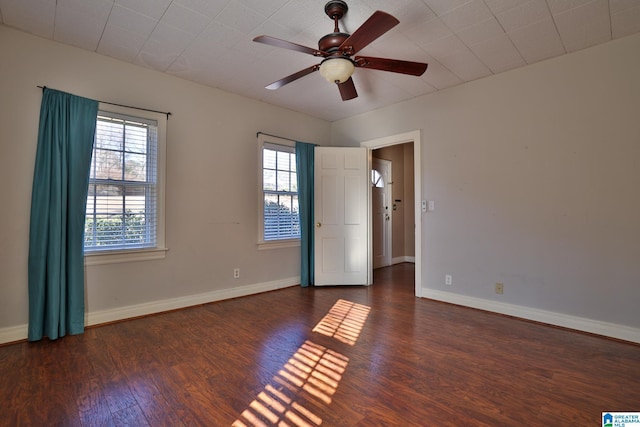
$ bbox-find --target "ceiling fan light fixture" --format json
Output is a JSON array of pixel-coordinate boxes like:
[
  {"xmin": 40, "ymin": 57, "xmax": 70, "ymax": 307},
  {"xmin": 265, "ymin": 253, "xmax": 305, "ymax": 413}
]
[
  {"xmin": 254, "ymin": 2, "xmax": 427, "ymax": 101},
  {"xmin": 319, "ymin": 57, "xmax": 355, "ymax": 84}
]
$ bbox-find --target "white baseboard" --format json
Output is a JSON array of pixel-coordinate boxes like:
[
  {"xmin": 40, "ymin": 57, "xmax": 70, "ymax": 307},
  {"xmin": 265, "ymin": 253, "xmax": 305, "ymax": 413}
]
[
  {"xmin": 0, "ymin": 277, "xmax": 299, "ymax": 345},
  {"xmin": 87, "ymin": 276, "xmax": 298, "ymax": 326},
  {"xmin": 422, "ymin": 288, "xmax": 640, "ymax": 344},
  {"xmin": 392, "ymin": 256, "xmax": 415, "ymax": 264},
  {"xmin": 5, "ymin": 280, "xmax": 637, "ymax": 345},
  {"xmin": 0, "ymin": 325, "xmax": 29, "ymax": 345}
]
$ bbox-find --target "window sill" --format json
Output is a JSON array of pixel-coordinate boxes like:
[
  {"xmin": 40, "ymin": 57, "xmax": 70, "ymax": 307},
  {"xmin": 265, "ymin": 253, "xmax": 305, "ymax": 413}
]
[
  {"xmin": 257, "ymin": 239, "xmax": 300, "ymax": 250},
  {"xmin": 84, "ymin": 247, "xmax": 168, "ymax": 266}
]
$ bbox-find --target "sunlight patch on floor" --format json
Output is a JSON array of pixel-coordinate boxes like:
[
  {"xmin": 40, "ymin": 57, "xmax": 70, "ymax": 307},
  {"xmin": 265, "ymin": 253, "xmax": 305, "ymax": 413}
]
[
  {"xmin": 233, "ymin": 299, "xmax": 371, "ymax": 427},
  {"xmin": 233, "ymin": 341, "xmax": 346, "ymax": 427},
  {"xmin": 312, "ymin": 299, "xmax": 371, "ymax": 345}
]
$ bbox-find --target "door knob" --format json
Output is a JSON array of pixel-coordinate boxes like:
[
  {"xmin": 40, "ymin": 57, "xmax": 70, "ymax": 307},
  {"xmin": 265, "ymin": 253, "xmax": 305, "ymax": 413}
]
[{"xmin": 316, "ymin": 222, "xmax": 322, "ymax": 228}]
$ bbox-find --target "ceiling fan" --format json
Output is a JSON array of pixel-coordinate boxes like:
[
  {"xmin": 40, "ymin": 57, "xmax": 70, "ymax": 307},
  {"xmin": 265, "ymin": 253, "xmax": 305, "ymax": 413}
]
[{"xmin": 253, "ymin": 0, "xmax": 428, "ymax": 101}]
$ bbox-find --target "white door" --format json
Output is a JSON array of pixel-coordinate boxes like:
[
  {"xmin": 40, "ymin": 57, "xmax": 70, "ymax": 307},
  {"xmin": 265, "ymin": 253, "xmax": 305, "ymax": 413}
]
[
  {"xmin": 314, "ymin": 147, "xmax": 368, "ymax": 286},
  {"xmin": 372, "ymin": 158, "xmax": 392, "ymax": 269}
]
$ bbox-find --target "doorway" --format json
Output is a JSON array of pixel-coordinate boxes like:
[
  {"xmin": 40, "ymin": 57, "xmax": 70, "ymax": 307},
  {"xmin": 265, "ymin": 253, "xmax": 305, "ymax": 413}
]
[
  {"xmin": 371, "ymin": 157, "xmax": 392, "ymax": 269},
  {"xmin": 372, "ymin": 145, "xmax": 415, "ymax": 269},
  {"xmin": 362, "ymin": 130, "xmax": 422, "ymax": 297}
]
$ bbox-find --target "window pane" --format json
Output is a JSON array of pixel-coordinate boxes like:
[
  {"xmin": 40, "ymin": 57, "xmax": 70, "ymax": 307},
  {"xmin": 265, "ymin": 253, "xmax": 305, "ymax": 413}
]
[
  {"xmin": 124, "ymin": 186, "xmax": 147, "ymax": 214},
  {"xmin": 372, "ymin": 170, "xmax": 384, "ymax": 188},
  {"xmin": 94, "ymin": 149, "xmax": 123, "ymax": 180},
  {"xmin": 263, "ymin": 169, "xmax": 276, "ymax": 191},
  {"xmin": 124, "ymin": 152, "xmax": 147, "ymax": 181},
  {"xmin": 264, "ymin": 193, "xmax": 280, "ymax": 240},
  {"xmin": 96, "ymin": 120, "xmax": 123, "ymax": 151},
  {"xmin": 86, "ymin": 184, "xmax": 96, "ymax": 214},
  {"xmin": 89, "ymin": 155, "xmax": 95, "ymax": 179},
  {"xmin": 264, "ymin": 193, "xmax": 300, "ymax": 240},
  {"xmin": 290, "ymin": 153, "xmax": 296, "ymax": 172},
  {"xmin": 277, "ymin": 170, "xmax": 290, "ymax": 192},
  {"xmin": 124, "ymin": 212, "xmax": 147, "ymax": 245},
  {"xmin": 264, "ymin": 149, "xmax": 276, "ymax": 170},
  {"xmin": 94, "ymin": 185, "xmax": 123, "ymax": 214},
  {"xmin": 277, "ymin": 151, "xmax": 289, "ymax": 170},
  {"xmin": 85, "ymin": 213, "xmax": 122, "ymax": 247},
  {"xmin": 125, "ymin": 125, "xmax": 147, "ymax": 154}
]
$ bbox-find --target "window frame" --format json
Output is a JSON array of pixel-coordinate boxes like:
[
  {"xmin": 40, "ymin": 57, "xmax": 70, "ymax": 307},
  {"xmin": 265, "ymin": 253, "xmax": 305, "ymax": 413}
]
[
  {"xmin": 84, "ymin": 103, "xmax": 167, "ymax": 265},
  {"xmin": 257, "ymin": 134, "xmax": 300, "ymax": 250}
]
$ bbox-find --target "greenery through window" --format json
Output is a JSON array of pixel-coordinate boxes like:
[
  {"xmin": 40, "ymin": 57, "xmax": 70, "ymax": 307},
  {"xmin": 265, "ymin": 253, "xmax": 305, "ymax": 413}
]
[
  {"xmin": 85, "ymin": 111, "xmax": 158, "ymax": 251},
  {"xmin": 262, "ymin": 142, "xmax": 300, "ymax": 241}
]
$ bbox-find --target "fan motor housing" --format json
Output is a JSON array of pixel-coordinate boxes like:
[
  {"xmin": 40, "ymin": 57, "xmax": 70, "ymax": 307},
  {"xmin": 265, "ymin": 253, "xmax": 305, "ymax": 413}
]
[{"xmin": 319, "ymin": 32, "xmax": 350, "ymax": 53}]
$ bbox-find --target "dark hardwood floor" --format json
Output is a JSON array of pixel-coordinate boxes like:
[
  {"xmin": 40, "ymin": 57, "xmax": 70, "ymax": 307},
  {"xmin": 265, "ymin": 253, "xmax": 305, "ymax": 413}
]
[{"xmin": 2, "ymin": 263, "xmax": 639, "ymax": 426}]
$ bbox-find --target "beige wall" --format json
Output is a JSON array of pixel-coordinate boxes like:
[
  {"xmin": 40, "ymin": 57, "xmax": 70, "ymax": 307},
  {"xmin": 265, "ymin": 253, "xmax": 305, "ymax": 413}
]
[
  {"xmin": 0, "ymin": 25, "xmax": 330, "ymax": 336},
  {"xmin": 332, "ymin": 33, "xmax": 640, "ymax": 333},
  {"xmin": 403, "ymin": 143, "xmax": 415, "ymax": 257}
]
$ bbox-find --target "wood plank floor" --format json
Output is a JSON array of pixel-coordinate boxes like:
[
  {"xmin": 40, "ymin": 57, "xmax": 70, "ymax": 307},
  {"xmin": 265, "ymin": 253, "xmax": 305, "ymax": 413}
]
[{"xmin": 1, "ymin": 263, "xmax": 639, "ymax": 426}]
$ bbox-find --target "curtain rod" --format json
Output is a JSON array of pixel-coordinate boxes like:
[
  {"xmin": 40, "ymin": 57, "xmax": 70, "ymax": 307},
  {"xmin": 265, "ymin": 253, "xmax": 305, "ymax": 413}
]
[
  {"xmin": 37, "ymin": 86, "xmax": 172, "ymax": 120},
  {"xmin": 257, "ymin": 132, "xmax": 317, "ymax": 146},
  {"xmin": 256, "ymin": 131, "xmax": 298, "ymax": 142}
]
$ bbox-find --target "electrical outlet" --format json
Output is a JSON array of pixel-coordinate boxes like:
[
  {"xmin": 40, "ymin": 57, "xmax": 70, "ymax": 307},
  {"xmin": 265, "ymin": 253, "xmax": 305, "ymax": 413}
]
[
  {"xmin": 495, "ymin": 282, "xmax": 504, "ymax": 294},
  {"xmin": 445, "ymin": 274, "xmax": 452, "ymax": 286},
  {"xmin": 234, "ymin": 268, "xmax": 240, "ymax": 279}
]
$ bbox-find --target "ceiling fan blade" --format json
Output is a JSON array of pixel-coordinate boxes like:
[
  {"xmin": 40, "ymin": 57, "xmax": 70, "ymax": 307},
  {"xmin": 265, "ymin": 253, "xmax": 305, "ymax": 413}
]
[
  {"xmin": 265, "ymin": 65, "xmax": 320, "ymax": 90},
  {"xmin": 337, "ymin": 77, "xmax": 358, "ymax": 101},
  {"xmin": 338, "ymin": 11, "xmax": 399, "ymax": 55},
  {"xmin": 355, "ymin": 56, "xmax": 428, "ymax": 76},
  {"xmin": 253, "ymin": 35, "xmax": 327, "ymax": 57}
]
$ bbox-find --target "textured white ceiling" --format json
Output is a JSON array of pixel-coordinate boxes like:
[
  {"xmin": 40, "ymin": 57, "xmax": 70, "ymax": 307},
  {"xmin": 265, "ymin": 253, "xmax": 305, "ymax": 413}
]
[{"xmin": 1, "ymin": 0, "xmax": 639, "ymax": 121}]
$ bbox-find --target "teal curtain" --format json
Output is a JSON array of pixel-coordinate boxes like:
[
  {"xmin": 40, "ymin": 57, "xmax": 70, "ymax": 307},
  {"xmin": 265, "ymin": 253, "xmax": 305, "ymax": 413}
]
[
  {"xmin": 28, "ymin": 88, "xmax": 98, "ymax": 341},
  {"xmin": 295, "ymin": 141, "xmax": 316, "ymax": 287}
]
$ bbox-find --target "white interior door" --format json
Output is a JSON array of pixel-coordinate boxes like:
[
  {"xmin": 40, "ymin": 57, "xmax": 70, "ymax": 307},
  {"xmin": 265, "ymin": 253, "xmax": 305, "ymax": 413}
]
[
  {"xmin": 372, "ymin": 157, "xmax": 392, "ymax": 269},
  {"xmin": 314, "ymin": 147, "xmax": 368, "ymax": 286}
]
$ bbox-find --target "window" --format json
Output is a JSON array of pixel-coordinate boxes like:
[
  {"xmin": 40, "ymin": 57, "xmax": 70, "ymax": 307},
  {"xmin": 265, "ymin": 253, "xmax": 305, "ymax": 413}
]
[
  {"xmin": 371, "ymin": 169, "xmax": 384, "ymax": 188},
  {"xmin": 84, "ymin": 106, "xmax": 166, "ymax": 262},
  {"xmin": 258, "ymin": 135, "xmax": 300, "ymax": 248}
]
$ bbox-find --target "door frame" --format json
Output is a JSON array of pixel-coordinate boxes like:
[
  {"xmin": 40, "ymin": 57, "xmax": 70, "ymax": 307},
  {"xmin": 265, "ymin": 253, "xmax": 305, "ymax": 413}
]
[{"xmin": 361, "ymin": 130, "xmax": 422, "ymax": 297}]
